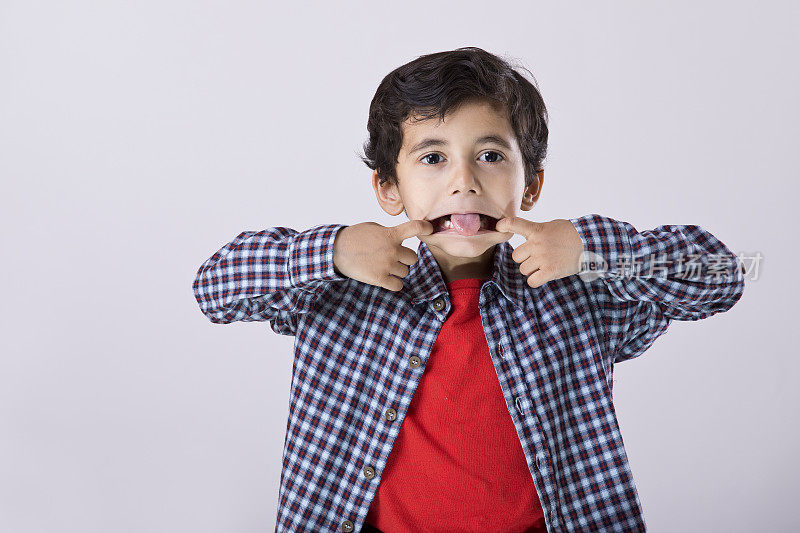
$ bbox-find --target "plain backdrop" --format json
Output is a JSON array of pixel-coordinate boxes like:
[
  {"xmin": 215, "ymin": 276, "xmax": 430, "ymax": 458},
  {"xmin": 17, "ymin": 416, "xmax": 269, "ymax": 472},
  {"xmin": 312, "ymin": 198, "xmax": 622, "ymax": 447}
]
[{"xmin": 1, "ymin": 1, "xmax": 796, "ymax": 532}]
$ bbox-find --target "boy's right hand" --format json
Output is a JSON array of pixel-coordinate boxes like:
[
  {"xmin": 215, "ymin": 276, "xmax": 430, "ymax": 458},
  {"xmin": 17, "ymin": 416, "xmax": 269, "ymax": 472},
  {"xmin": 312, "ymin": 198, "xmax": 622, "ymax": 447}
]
[{"xmin": 333, "ymin": 220, "xmax": 434, "ymax": 292}]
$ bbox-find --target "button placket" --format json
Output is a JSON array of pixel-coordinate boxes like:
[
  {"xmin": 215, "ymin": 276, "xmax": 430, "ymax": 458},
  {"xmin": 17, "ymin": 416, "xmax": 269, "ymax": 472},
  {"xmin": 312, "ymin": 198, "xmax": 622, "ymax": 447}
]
[{"xmin": 533, "ymin": 451, "xmax": 560, "ymax": 523}]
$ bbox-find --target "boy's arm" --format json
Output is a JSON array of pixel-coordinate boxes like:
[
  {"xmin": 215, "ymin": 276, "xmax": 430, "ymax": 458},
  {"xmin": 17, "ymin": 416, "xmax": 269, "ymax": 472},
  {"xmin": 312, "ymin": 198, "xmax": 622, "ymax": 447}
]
[
  {"xmin": 192, "ymin": 224, "xmax": 349, "ymax": 335},
  {"xmin": 569, "ymin": 213, "xmax": 745, "ymax": 364}
]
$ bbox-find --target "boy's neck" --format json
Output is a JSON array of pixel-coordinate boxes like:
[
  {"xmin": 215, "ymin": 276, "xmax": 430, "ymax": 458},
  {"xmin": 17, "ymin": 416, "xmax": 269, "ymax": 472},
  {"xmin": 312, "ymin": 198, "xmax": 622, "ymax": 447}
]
[{"xmin": 427, "ymin": 243, "xmax": 495, "ymax": 284}]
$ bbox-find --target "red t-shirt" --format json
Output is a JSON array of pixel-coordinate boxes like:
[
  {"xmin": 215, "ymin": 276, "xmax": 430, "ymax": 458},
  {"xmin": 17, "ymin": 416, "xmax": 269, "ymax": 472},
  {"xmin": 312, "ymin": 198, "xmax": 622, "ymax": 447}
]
[{"xmin": 365, "ymin": 277, "xmax": 546, "ymax": 532}]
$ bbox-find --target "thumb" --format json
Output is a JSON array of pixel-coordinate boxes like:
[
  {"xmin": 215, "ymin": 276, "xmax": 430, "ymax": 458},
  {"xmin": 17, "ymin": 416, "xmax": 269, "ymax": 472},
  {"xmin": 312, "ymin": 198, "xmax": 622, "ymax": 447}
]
[
  {"xmin": 495, "ymin": 216, "xmax": 538, "ymax": 236},
  {"xmin": 391, "ymin": 219, "xmax": 434, "ymax": 241}
]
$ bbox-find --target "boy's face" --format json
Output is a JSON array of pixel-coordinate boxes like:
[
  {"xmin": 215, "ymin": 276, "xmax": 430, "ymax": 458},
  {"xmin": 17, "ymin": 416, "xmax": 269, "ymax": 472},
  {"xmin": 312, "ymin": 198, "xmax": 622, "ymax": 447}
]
[{"xmin": 372, "ymin": 98, "xmax": 542, "ymax": 272}]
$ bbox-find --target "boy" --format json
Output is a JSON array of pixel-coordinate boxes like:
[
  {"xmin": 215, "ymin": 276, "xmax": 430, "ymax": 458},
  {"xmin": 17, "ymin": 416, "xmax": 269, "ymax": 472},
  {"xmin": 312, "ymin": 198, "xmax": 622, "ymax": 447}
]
[{"xmin": 192, "ymin": 47, "xmax": 745, "ymax": 533}]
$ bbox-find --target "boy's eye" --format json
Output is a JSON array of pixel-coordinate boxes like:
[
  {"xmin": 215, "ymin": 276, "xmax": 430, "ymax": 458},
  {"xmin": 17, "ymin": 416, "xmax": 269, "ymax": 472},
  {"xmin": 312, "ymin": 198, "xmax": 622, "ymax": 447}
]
[
  {"xmin": 479, "ymin": 151, "xmax": 504, "ymax": 163},
  {"xmin": 421, "ymin": 153, "xmax": 444, "ymax": 165}
]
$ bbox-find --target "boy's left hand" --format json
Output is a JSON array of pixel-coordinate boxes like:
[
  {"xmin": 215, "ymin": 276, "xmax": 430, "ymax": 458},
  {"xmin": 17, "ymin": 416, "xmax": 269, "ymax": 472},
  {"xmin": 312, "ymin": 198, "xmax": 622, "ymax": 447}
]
[{"xmin": 495, "ymin": 217, "xmax": 585, "ymax": 288}]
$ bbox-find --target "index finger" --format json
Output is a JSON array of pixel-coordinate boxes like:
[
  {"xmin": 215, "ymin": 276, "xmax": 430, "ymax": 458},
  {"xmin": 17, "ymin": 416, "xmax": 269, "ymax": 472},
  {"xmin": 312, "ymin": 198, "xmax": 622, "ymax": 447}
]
[
  {"xmin": 391, "ymin": 219, "xmax": 434, "ymax": 241},
  {"xmin": 495, "ymin": 216, "xmax": 537, "ymax": 237}
]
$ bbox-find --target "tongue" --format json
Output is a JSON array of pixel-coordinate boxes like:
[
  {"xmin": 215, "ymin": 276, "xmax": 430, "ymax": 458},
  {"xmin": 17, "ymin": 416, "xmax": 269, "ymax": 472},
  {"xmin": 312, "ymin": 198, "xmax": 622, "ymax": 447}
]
[{"xmin": 450, "ymin": 213, "xmax": 481, "ymax": 236}]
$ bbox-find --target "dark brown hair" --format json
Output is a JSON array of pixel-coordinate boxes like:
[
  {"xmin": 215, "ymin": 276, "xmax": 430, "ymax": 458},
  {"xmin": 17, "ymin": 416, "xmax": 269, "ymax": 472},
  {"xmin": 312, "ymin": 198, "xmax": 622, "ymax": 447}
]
[{"xmin": 359, "ymin": 46, "xmax": 549, "ymax": 189}]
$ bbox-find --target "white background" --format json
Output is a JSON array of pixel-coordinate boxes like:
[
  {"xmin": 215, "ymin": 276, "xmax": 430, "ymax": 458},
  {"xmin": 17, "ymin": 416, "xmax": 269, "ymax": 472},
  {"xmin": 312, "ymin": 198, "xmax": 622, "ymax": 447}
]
[{"xmin": 1, "ymin": 1, "xmax": 796, "ymax": 531}]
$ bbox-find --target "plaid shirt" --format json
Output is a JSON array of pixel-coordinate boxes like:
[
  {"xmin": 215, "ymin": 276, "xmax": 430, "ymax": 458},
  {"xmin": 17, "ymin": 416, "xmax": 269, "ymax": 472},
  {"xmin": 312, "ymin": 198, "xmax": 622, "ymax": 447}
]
[{"xmin": 192, "ymin": 213, "xmax": 745, "ymax": 532}]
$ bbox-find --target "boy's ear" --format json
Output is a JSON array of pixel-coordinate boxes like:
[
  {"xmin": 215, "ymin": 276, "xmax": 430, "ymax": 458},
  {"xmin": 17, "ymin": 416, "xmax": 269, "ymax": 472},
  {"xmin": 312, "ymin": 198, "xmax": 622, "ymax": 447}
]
[
  {"xmin": 371, "ymin": 170, "xmax": 405, "ymax": 216},
  {"xmin": 520, "ymin": 170, "xmax": 544, "ymax": 211}
]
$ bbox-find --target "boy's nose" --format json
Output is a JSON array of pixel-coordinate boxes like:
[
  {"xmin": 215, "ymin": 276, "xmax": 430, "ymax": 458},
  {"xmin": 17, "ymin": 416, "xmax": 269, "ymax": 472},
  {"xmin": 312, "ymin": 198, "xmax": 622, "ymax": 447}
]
[{"xmin": 447, "ymin": 164, "xmax": 481, "ymax": 193}]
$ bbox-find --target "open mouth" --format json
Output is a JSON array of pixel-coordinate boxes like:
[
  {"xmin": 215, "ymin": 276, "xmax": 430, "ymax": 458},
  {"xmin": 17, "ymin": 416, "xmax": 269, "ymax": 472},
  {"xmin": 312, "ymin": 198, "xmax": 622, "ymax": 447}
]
[{"xmin": 429, "ymin": 213, "xmax": 499, "ymax": 236}]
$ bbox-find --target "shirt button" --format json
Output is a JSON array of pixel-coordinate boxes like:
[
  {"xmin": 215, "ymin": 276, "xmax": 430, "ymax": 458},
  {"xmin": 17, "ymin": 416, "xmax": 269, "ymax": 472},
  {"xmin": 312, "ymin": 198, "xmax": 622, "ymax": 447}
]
[
  {"xmin": 431, "ymin": 297, "xmax": 445, "ymax": 311},
  {"xmin": 341, "ymin": 520, "xmax": 354, "ymax": 532},
  {"xmin": 408, "ymin": 355, "xmax": 422, "ymax": 368},
  {"xmin": 384, "ymin": 408, "xmax": 397, "ymax": 421},
  {"xmin": 363, "ymin": 465, "xmax": 376, "ymax": 479}
]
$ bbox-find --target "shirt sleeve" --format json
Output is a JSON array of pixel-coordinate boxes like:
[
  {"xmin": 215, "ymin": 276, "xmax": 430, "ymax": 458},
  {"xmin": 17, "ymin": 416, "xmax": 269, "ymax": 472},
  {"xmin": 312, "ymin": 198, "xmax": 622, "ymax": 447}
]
[
  {"xmin": 192, "ymin": 224, "xmax": 349, "ymax": 335},
  {"xmin": 569, "ymin": 213, "xmax": 745, "ymax": 364}
]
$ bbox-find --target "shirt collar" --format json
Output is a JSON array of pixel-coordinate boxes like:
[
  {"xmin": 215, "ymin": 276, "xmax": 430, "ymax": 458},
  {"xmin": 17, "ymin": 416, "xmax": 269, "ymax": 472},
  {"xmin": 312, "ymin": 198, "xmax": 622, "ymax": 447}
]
[{"xmin": 403, "ymin": 239, "xmax": 527, "ymax": 310}]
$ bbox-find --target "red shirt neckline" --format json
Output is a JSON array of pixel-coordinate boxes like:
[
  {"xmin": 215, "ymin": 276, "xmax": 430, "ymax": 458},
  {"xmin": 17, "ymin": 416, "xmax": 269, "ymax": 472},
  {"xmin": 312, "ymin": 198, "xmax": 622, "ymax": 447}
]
[{"xmin": 445, "ymin": 277, "xmax": 486, "ymax": 290}]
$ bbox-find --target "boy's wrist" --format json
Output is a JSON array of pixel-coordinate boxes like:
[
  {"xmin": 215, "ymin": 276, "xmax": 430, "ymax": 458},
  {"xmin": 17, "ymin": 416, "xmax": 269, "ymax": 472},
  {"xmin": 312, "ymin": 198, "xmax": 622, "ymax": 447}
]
[
  {"xmin": 288, "ymin": 223, "xmax": 350, "ymax": 286},
  {"xmin": 332, "ymin": 225, "xmax": 347, "ymax": 277},
  {"xmin": 569, "ymin": 214, "xmax": 632, "ymax": 279}
]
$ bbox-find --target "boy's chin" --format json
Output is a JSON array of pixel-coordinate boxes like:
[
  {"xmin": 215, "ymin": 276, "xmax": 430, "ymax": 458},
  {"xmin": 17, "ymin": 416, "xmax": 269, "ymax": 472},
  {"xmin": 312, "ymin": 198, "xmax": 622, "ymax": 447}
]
[{"xmin": 419, "ymin": 231, "xmax": 510, "ymax": 256}]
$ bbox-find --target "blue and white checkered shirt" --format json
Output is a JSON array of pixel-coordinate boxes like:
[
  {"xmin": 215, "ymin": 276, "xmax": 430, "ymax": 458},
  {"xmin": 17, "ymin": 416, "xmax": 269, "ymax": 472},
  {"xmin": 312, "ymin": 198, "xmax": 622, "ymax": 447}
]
[{"xmin": 192, "ymin": 213, "xmax": 745, "ymax": 532}]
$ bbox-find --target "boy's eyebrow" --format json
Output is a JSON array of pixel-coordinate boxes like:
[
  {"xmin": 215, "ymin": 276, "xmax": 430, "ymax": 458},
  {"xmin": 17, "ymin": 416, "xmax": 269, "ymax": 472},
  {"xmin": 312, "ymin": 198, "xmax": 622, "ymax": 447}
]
[{"xmin": 406, "ymin": 134, "xmax": 512, "ymax": 155}]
